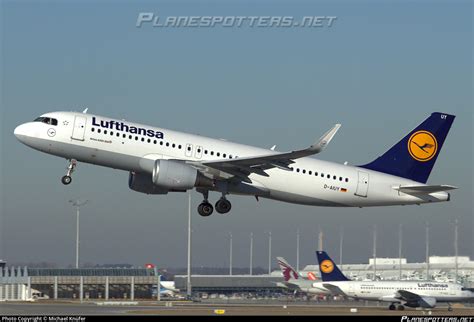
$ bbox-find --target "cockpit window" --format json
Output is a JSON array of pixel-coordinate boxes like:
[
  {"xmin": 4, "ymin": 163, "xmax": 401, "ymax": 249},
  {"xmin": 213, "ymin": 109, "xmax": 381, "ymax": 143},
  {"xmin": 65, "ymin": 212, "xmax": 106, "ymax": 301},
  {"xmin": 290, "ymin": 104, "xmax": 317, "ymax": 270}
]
[{"xmin": 34, "ymin": 117, "xmax": 58, "ymax": 126}]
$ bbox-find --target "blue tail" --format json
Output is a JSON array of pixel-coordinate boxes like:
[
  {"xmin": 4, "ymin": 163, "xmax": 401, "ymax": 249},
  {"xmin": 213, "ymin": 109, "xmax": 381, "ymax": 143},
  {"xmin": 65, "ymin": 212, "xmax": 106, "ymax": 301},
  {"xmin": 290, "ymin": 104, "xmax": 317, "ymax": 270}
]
[
  {"xmin": 360, "ymin": 112, "xmax": 455, "ymax": 183},
  {"xmin": 316, "ymin": 251, "xmax": 350, "ymax": 282}
]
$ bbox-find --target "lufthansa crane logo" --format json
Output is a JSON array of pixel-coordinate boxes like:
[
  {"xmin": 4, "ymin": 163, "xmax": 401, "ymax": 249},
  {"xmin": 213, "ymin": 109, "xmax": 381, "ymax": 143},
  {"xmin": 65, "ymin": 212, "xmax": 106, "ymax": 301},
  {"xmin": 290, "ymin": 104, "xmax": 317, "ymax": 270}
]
[
  {"xmin": 320, "ymin": 260, "xmax": 334, "ymax": 274},
  {"xmin": 408, "ymin": 131, "xmax": 437, "ymax": 162}
]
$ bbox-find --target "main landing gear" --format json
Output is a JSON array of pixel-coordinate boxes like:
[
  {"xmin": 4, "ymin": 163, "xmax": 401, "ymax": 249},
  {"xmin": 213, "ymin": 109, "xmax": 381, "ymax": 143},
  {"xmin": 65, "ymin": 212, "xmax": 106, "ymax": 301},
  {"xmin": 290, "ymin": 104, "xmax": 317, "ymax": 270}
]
[
  {"xmin": 61, "ymin": 159, "xmax": 77, "ymax": 185},
  {"xmin": 389, "ymin": 304, "xmax": 405, "ymax": 311},
  {"xmin": 197, "ymin": 191, "xmax": 232, "ymax": 217}
]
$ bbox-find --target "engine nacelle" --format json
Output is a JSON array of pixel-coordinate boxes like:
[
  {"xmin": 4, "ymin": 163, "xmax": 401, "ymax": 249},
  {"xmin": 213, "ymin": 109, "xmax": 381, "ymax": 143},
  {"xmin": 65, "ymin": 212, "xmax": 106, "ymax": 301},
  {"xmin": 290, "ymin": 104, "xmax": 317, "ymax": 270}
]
[
  {"xmin": 152, "ymin": 159, "xmax": 213, "ymax": 191},
  {"xmin": 128, "ymin": 172, "xmax": 169, "ymax": 195}
]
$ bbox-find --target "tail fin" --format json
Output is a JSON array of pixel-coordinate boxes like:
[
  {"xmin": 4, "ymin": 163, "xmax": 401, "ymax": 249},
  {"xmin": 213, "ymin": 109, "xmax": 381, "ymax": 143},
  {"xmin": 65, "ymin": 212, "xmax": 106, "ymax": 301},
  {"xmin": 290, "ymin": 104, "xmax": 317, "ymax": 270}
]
[
  {"xmin": 276, "ymin": 257, "xmax": 299, "ymax": 282},
  {"xmin": 316, "ymin": 251, "xmax": 349, "ymax": 282},
  {"xmin": 360, "ymin": 112, "xmax": 455, "ymax": 183}
]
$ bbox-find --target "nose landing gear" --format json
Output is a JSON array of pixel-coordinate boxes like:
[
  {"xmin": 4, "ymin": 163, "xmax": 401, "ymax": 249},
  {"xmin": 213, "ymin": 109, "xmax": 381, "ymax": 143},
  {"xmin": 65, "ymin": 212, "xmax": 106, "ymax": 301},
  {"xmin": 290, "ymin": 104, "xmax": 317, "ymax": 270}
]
[{"xmin": 61, "ymin": 159, "xmax": 77, "ymax": 185}]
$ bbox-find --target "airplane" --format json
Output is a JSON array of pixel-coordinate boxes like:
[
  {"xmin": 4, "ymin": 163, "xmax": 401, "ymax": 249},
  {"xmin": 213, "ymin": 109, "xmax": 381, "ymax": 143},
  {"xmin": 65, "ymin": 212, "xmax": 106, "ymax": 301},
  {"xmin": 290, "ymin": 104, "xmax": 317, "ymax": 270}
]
[
  {"xmin": 276, "ymin": 256, "xmax": 330, "ymax": 295},
  {"xmin": 151, "ymin": 281, "xmax": 181, "ymax": 298},
  {"xmin": 315, "ymin": 251, "xmax": 474, "ymax": 311},
  {"xmin": 14, "ymin": 111, "xmax": 457, "ymax": 216}
]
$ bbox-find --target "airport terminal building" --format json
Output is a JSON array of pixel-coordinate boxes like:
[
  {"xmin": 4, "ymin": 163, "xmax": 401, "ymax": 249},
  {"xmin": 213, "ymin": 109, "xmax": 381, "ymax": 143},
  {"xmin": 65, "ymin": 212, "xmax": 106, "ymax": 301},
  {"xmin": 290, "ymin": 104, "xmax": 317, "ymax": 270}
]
[{"xmin": 1, "ymin": 255, "xmax": 473, "ymax": 301}]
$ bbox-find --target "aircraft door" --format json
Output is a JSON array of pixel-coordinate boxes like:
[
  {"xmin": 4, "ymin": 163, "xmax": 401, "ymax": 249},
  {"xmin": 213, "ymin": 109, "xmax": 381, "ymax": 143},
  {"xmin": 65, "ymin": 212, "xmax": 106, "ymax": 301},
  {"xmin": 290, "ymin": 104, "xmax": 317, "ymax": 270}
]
[
  {"xmin": 71, "ymin": 115, "xmax": 87, "ymax": 141},
  {"xmin": 355, "ymin": 171, "xmax": 369, "ymax": 197},
  {"xmin": 185, "ymin": 143, "xmax": 193, "ymax": 157}
]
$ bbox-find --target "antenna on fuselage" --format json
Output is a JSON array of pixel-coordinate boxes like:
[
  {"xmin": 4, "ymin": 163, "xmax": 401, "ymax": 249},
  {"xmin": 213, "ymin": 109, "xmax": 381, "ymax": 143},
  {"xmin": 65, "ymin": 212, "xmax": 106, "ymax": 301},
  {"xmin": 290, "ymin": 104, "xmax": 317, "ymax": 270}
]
[{"xmin": 82, "ymin": 108, "xmax": 88, "ymax": 114}]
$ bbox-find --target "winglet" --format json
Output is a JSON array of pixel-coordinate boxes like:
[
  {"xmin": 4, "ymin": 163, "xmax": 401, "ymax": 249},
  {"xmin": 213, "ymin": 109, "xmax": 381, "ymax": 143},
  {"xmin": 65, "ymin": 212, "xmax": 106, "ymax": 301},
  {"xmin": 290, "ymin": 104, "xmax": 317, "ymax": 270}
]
[{"xmin": 310, "ymin": 124, "xmax": 341, "ymax": 153}]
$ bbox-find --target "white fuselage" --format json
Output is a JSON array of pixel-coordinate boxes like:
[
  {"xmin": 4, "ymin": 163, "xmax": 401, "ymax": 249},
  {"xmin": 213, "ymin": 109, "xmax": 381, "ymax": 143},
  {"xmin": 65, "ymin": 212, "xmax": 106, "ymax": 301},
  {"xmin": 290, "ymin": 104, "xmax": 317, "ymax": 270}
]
[
  {"xmin": 318, "ymin": 280, "xmax": 474, "ymax": 304},
  {"xmin": 14, "ymin": 111, "xmax": 450, "ymax": 207}
]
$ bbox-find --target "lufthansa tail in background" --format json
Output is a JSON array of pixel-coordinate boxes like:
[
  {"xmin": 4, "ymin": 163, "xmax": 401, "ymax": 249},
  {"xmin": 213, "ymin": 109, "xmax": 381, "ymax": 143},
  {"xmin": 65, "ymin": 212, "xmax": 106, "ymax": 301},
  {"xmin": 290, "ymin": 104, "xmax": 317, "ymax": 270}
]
[
  {"xmin": 315, "ymin": 251, "xmax": 474, "ymax": 311},
  {"xmin": 14, "ymin": 111, "xmax": 457, "ymax": 216}
]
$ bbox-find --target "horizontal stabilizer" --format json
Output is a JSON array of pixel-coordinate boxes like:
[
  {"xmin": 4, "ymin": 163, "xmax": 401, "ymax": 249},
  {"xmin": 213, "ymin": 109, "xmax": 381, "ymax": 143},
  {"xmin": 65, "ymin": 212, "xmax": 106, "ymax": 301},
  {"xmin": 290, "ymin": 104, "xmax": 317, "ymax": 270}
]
[{"xmin": 394, "ymin": 184, "xmax": 458, "ymax": 194}]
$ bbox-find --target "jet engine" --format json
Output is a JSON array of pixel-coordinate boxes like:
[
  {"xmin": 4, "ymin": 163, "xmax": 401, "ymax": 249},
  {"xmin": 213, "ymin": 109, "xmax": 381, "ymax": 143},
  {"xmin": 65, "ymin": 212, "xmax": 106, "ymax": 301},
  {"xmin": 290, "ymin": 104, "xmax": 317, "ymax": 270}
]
[
  {"xmin": 128, "ymin": 172, "xmax": 169, "ymax": 195},
  {"xmin": 152, "ymin": 159, "xmax": 214, "ymax": 191}
]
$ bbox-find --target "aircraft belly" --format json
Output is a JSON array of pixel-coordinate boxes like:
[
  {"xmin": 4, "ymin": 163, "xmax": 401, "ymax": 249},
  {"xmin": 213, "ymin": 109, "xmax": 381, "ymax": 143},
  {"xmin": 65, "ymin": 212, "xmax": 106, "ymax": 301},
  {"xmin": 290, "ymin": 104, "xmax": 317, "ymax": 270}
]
[{"xmin": 29, "ymin": 137, "xmax": 142, "ymax": 172}]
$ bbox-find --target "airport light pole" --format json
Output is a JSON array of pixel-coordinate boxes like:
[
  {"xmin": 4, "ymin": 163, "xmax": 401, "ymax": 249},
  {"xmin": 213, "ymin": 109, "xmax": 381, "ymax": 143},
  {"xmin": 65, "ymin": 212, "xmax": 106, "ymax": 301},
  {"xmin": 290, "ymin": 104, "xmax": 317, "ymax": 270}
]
[
  {"xmin": 187, "ymin": 192, "xmax": 192, "ymax": 298},
  {"xmin": 69, "ymin": 199, "xmax": 88, "ymax": 269},
  {"xmin": 426, "ymin": 223, "xmax": 430, "ymax": 280},
  {"xmin": 268, "ymin": 231, "xmax": 272, "ymax": 275},
  {"xmin": 454, "ymin": 219, "xmax": 458, "ymax": 283},
  {"xmin": 399, "ymin": 224, "xmax": 403, "ymax": 280},
  {"xmin": 249, "ymin": 232, "xmax": 253, "ymax": 275},
  {"xmin": 296, "ymin": 229, "xmax": 300, "ymax": 272},
  {"xmin": 339, "ymin": 227, "xmax": 344, "ymax": 269},
  {"xmin": 229, "ymin": 232, "xmax": 233, "ymax": 276},
  {"xmin": 373, "ymin": 224, "xmax": 377, "ymax": 281}
]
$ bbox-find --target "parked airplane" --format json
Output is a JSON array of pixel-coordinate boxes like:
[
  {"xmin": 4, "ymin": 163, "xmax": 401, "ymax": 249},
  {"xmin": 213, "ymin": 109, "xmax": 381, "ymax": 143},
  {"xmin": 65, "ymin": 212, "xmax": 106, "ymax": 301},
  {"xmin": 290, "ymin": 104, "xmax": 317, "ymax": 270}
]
[
  {"xmin": 316, "ymin": 251, "xmax": 474, "ymax": 311},
  {"xmin": 14, "ymin": 111, "xmax": 456, "ymax": 216},
  {"xmin": 276, "ymin": 257, "xmax": 329, "ymax": 295}
]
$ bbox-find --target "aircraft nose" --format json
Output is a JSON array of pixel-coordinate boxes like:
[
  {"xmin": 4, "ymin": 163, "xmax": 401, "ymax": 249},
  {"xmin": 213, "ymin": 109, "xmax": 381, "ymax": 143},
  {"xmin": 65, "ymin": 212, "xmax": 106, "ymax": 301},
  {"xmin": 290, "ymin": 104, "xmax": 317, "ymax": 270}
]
[{"xmin": 14, "ymin": 123, "xmax": 29, "ymax": 140}]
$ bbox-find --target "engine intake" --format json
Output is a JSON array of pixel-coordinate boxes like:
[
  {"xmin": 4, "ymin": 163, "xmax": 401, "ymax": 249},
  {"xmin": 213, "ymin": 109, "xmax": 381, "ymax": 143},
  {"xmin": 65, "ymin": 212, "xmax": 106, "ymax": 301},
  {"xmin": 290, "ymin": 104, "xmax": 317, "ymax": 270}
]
[{"xmin": 152, "ymin": 159, "xmax": 213, "ymax": 190}]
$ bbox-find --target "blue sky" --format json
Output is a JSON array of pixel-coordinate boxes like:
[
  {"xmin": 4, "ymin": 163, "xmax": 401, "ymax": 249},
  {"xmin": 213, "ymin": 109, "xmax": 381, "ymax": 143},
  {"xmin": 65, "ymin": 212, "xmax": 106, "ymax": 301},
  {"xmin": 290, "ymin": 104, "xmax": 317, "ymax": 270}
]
[{"xmin": 1, "ymin": 0, "xmax": 472, "ymax": 268}]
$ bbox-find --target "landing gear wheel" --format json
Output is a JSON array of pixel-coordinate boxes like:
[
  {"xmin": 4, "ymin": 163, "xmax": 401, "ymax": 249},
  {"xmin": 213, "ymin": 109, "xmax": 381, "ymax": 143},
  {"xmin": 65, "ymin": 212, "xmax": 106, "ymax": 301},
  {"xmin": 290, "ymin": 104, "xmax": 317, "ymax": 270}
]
[
  {"xmin": 397, "ymin": 305, "xmax": 405, "ymax": 311},
  {"xmin": 62, "ymin": 159, "xmax": 77, "ymax": 185},
  {"xmin": 198, "ymin": 202, "xmax": 214, "ymax": 217},
  {"xmin": 388, "ymin": 304, "xmax": 396, "ymax": 310},
  {"xmin": 215, "ymin": 198, "xmax": 232, "ymax": 214},
  {"xmin": 61, "ymin": 175, "xmax": 72, "ymax": 185}
]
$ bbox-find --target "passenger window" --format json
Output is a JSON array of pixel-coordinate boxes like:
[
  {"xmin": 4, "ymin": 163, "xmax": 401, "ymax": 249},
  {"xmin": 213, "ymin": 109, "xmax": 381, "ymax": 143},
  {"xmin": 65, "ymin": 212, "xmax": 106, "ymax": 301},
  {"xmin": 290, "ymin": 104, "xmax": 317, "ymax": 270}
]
[
  {"xmin": 345, "ymin": 178, "xmax": 349, "ymax": 182},
  {"xmin": 223, "ymin": 153, "xmax": 226, "ymax": 158},
  {"xmin": 153, "ymin": 140, "xmax": 157, "ymax": 144},
  {"xmin": 217, "ymin": 152, "xmax": 220, "ymax": 157},
  {"xmin": 160, "ymin": 141, "xmax": 163, "ymax": 145},
  {"xmin": 172, "ymin": 143, "xmax": 176, "ymax": 148},
  {"xmin": 166, "ymin": 142, "xmax": 170, "ymax": 147},
  {"xmin": 91, "ymin": 128, "xmax": 95, "ymax": 132},
  {"xmin": 296, "ymin": 168, "xmax": 300, "ymax": 173},
  {"xmin": 141, "ymin": 138, "xmax": 145, "ymax": 142},
  {"xmin": 147, "ymin": 139, "xmax": 151, "ymax": 143},
  {"xmin": 98, "ymin": 129, "xmax": 101, "ymax": 133},
  {"xmin": 309, "ymin": 171, "xmax": 312, "ymax": 175},
  {"xmin": 178, "ymin": 145, "xmax": 182, "ymax": 149},
  {"xmin": 302, "ymin": 169, "xmax": 306, "ymax": 174},
  {"xmin": 327, "ymin": 174, "xmax": 330, "ymax": 178}
]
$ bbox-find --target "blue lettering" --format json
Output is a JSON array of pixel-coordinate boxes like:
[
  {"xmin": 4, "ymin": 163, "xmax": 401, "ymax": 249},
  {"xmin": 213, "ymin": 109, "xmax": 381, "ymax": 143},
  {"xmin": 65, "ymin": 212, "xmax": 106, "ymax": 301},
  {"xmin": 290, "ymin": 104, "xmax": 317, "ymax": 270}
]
[{"xmin": 91, "ymin": 117, "xmax": 165, "ymax": 139}]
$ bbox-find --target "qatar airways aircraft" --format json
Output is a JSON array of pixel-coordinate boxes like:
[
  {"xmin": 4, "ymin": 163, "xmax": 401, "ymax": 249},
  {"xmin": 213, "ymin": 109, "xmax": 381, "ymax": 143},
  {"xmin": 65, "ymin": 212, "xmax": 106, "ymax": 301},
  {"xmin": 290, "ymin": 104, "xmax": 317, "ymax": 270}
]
[{"xmin": 14, "ymin": 111, "xmax": 456, "ymax": 216}]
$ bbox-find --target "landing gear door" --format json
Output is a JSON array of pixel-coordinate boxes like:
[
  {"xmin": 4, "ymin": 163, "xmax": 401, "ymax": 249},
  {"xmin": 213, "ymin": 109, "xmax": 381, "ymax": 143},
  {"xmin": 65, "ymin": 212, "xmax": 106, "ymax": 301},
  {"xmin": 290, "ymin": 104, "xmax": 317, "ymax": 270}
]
[
  {"xmin": 71, "ymin": 115, "xmax": 87, "ymax": 141},
  {"xmin": 355, "ymin": 171, "xmax": 369, "ymax": 197}
]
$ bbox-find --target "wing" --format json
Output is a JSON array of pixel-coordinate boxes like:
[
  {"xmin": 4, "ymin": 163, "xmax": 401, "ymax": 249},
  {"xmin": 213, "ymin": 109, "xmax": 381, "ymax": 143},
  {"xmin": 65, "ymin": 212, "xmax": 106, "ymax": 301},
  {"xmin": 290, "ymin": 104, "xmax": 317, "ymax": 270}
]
[
  {"xmin": 395, "ymin": 289, "xmax": 422, "ymax": 302},
  {"xmin": 394, "ymin": 184, "xmax": 458, "ymax": 194},
  {"xmin": 321, "ymin": 283, "xmax": 347, "ymax": 296},
  {"xmin": 190, "ymin": 124, "xmax": 341, "ymax": 182}
]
